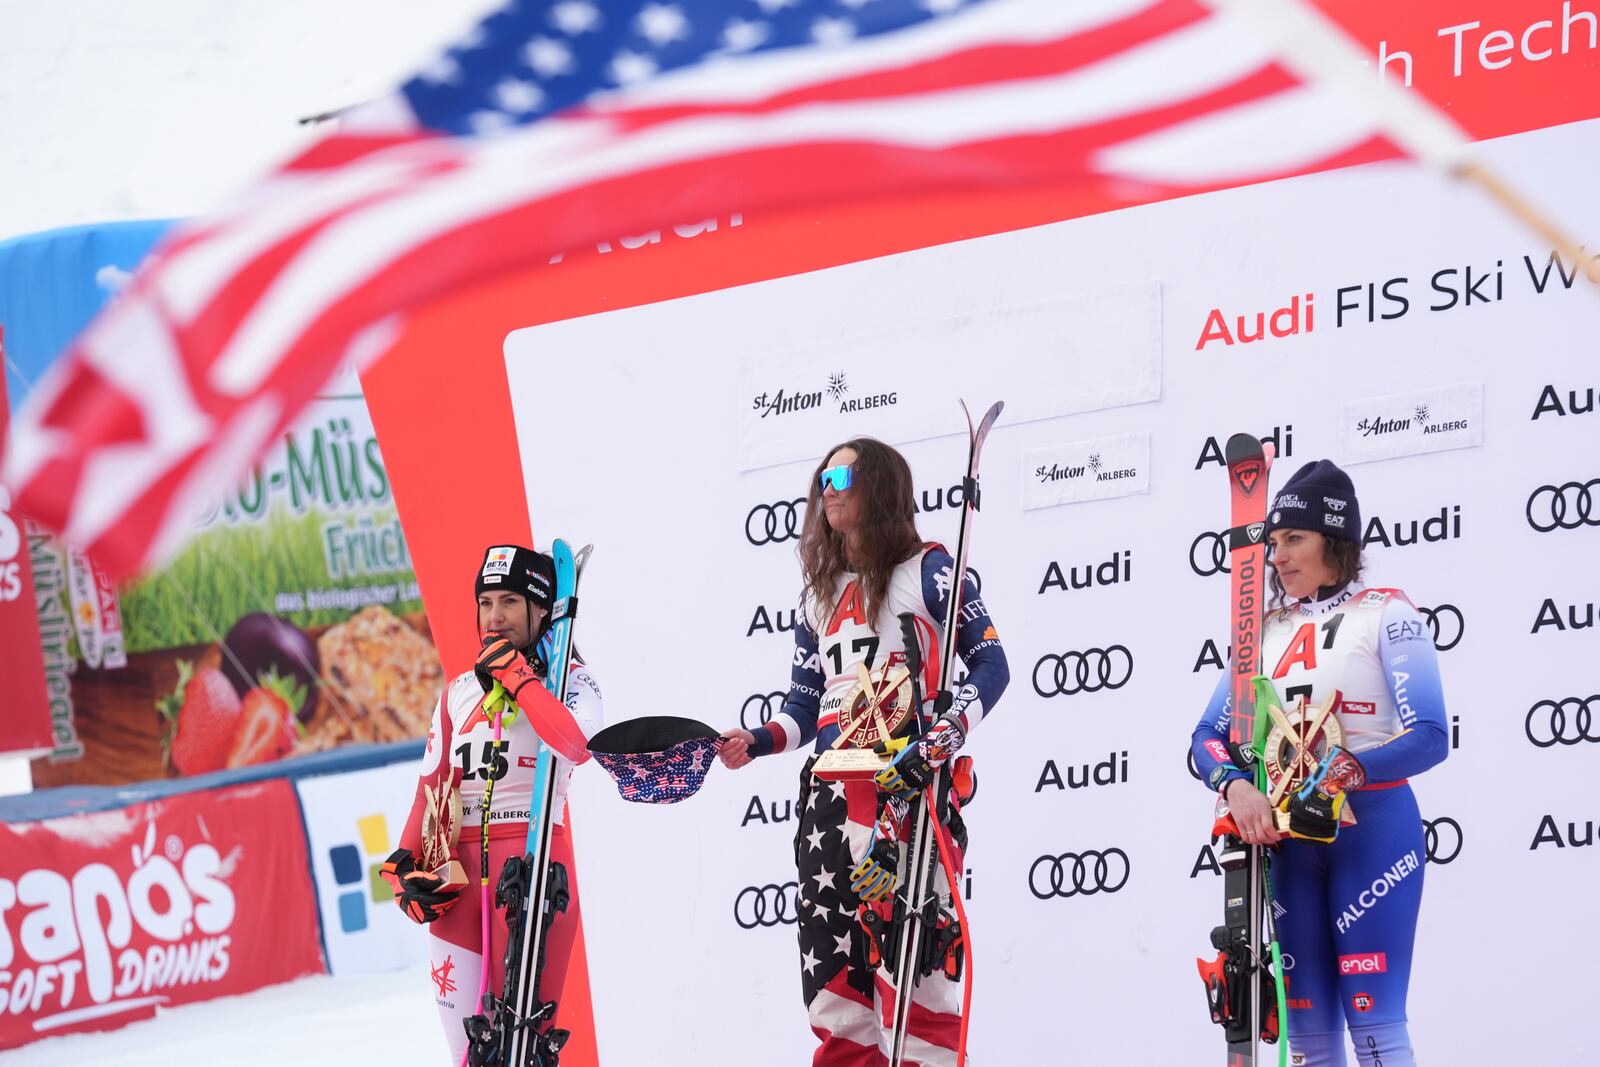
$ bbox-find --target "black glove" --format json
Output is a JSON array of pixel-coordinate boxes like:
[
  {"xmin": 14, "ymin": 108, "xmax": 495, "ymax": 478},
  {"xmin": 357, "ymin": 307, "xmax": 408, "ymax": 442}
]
[
  {"xmin": 379, "ymin": 848, "xmax": 462, "ymax": 924},
  {"xmin": 1281, "ymin": 746, "xmax": 1366, "ymax": 844}
]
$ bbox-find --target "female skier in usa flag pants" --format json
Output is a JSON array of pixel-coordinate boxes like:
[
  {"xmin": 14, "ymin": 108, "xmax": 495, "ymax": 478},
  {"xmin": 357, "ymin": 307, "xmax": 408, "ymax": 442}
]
[{"xmin": 720, "ymin": 439, "xmax": 1009, "ymax": 1067}]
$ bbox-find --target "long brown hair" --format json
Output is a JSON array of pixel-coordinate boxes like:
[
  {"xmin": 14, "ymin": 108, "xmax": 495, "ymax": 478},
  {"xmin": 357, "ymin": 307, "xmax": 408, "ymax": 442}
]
[
  {"xmin": 798, "ymin": 438, "xmax": 923, "ymax": 631},
  {"xmin": 1268, "ymin": 537, "xmax": 1365, "ymax": 616}
]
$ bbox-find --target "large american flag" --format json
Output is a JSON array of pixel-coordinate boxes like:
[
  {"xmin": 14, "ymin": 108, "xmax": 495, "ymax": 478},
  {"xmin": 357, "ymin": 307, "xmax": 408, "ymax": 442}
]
[{"xmin": 1, "ymin": 0, "xmax": 1462, "ymax": 577}]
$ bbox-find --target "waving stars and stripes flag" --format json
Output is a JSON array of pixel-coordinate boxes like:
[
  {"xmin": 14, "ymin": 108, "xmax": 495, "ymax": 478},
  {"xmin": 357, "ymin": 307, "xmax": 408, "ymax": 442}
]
[{"xmin": 1, "ymin": 0, "xmax": 1465, "ymax": 577}]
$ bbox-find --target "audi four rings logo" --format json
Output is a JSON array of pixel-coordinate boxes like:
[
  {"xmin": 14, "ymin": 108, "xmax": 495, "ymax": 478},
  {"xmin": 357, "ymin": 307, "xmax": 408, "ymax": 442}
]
[
  {"xmin": 1422, "ymin": 817, "xmax": 1462, "ymax": 865},
  {"xmin": 746, "ymin": 498, "xmax": 806, "ymax": 546},
  {"xmin": 734, "ymin": 882, "xmax": 798, "ymax": 928},
  {"xmin": 741, "ymin": 692, "xmax": 784, "ymax": 731},
  {"xmin": 1032, "ymin": 647, "xmax": 1134, "ymax": 697},
  {"xmin": 1526, "ymin": 480, "xmax": 1600, "ymax": 531},
  {"xmin": 1028, "ymin": 849, "xmax": 1131, "ymax": 898},
  {"xmin": 1416, "ymin": 604, "xmax": 1465, "ymax": 652},
  {"xmin": 1189, "ymin": 531, "xmax": 1231, "ymax": 577},
  {"xmin": 1525, "ymin": 696, "xmax": 1600, "ymax": 747}
]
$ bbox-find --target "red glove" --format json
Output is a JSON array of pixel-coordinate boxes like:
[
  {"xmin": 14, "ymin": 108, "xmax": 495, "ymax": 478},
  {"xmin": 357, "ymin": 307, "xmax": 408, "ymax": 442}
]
[
  {"xmin": 475, "ymin": 633, "xmax": 541, "ymax": 702},
  {"xmin": 474, "ymin": 634, "xmax": 592, "ymax": 766}
]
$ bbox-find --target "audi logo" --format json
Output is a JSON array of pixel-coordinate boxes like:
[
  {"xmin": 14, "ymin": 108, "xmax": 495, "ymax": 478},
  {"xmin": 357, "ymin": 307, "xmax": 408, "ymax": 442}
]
[
  {"xmin": 1031, "ymin": 646, "xmax": 1134, "ymax": 697},
  {"xmin": 1525, "ymin": 696, "xmax": 1600, "ymax": 747},
  {"xmin": 1422, "ymin": 817, "xmax": 1462, "ymax": 865},
  {"xmin": 734, "ymin": 882, "xmax": 798, "ymax": 928},
  {"xmin": 1028, "ymin": 849, "xmax": 1130, "ymax": 898},
  {"xmin": 741, "ymin": 691, "xmax": 784, "ymax": 731},
  {"xmin": 1416, "ymin": 604, "xmax": 1465, "ymax": 652},
  {"xmin": 746, "ymin": 498, "xmax": 806, "ymax": 546},
  {"xmin": 1526, "ymin": 480, "xmax": 1600, "ymax": 532},
  {"xmin": 1189, "ymin": 531, "xmax": 1231, "ymax": 577}
]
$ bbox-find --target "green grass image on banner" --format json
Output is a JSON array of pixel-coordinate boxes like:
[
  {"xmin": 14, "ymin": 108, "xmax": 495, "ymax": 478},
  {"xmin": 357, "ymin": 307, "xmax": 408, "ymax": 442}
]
[{"xmin": 118, "ymin": 509, "xmax": 424, "ymax": 653}]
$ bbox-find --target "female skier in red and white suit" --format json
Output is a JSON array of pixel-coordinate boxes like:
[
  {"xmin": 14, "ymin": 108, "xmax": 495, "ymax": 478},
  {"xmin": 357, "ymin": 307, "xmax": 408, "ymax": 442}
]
[{"xmin": 383, "ymin": 545, "xmax": 602, "ymax": 1065}]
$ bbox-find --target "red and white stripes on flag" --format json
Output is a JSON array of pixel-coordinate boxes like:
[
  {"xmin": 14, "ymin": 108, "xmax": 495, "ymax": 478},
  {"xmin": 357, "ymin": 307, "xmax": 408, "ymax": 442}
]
[{"xmin": 1, "ymin": 0, "xmax": 1458, "ymax": 577}]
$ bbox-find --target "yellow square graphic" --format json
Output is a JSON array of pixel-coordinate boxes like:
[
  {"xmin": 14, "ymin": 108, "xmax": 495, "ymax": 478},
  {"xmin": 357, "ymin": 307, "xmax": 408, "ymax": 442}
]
[{"xmin": 357, "ymin": 813, "xmax": 389, "ymax": 856}]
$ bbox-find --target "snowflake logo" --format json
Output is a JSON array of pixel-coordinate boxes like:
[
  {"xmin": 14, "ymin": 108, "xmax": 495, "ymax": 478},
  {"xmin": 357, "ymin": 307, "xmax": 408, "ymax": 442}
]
[
  {"xmin": 826, "ymin": 372, "xmax": 848, "ymax": 400},
  {"xmin": 1414, "ymin": 404, "xmax": 1430, "ymax": 424},
  {"xmin": 1088, "ymin": 453, "xmax": 1102, "ymax": 471}
]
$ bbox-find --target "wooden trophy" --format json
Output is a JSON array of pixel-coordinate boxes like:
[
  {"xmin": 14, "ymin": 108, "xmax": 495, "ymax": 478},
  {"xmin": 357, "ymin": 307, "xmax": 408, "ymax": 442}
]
[
  {"xmin": 811, "ymin": 663, "xmax": 918, "ymax": 781},
  {"xmin": 1260, "ymin": 687, "xmax": 1358, "ymax": 833},
  {"xmin": 419, "ymin": 766, "xmax": 469, "ymax": 893}
]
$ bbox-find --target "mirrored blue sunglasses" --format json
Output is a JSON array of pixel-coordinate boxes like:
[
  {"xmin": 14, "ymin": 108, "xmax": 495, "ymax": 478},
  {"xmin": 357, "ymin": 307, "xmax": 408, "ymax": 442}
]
[{"xmin": 819, "ymin": 464, "xmax": 854, "ymax": 492}]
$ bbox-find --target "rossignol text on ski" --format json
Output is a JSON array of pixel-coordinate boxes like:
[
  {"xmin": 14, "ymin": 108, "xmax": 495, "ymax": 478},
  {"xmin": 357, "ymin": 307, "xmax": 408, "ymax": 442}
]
[{"xmin": 1195, "ymin": 433, "xmax": 1289, "ymax": 1067}]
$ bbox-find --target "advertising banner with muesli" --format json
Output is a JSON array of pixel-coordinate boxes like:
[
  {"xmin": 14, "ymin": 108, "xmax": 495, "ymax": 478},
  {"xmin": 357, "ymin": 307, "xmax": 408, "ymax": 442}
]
[{"xmin": 29, "ymin": 370, "xmax": 443, "ymax": 787}]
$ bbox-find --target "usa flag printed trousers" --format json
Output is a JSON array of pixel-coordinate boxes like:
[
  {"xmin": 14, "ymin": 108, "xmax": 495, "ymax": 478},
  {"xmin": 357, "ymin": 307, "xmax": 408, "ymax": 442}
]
[{"xmin": 795, "ymin": 757, "xmax": 965, "ymax": 1067}]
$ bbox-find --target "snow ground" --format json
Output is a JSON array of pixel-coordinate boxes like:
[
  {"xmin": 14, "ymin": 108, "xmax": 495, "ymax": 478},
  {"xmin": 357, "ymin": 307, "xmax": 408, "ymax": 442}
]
[{"xmin": 5, "ymin": 967, "xmax": 449, "ymax": 1066}]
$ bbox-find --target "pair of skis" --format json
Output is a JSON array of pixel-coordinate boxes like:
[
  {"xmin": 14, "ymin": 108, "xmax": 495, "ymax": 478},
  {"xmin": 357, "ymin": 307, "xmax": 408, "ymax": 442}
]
[
  {"xmin": 465, "ymin": 540, "xmax": 592, "ymax": 1067},
  {"xmin": 1198, "ymin": 435, "xmax": 1288, "ymax": 1067},
  {"xmin": 874, "ymin": 400, "xmax": 1001, "ymax": 1067}
]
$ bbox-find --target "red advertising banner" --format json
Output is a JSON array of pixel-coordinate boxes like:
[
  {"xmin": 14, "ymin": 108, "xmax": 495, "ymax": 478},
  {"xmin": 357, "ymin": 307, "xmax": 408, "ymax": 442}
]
[
  {"xmin": 0, "ymin": 326, "xmax": 54, "ymax": 757},
  {"xmin": 0, "ymin": 779, "xmax": 325, "ymax": 1049}
]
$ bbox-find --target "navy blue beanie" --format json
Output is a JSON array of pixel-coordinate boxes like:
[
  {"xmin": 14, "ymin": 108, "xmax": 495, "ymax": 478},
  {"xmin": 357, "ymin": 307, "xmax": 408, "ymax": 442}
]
[{"xmin": 1267, "ymin": 460, "xmax": 1361, "ymax": 542}]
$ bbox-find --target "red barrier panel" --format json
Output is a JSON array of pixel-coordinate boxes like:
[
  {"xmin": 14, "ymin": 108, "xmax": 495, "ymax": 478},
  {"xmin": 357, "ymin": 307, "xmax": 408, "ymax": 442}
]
[
  {"xmin": 0, "ymin": 327, "xmax": 54, "ymax": 758},
  {"xmin": 0, "ymin": 779, "xmax": 325, "ymax": 1048}
]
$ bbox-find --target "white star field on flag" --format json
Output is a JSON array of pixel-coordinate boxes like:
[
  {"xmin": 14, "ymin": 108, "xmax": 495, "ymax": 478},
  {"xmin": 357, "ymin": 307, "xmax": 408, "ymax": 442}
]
[{"xmin": 402, "ymin": 0, "xmax": 978, "ymax": 135}]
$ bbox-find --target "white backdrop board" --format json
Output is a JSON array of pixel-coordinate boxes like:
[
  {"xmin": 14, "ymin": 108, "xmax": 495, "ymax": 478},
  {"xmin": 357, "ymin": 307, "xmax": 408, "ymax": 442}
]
[{"xmin": 506, "ymin": 118, "xmax": 1599, "ymax": 1066}]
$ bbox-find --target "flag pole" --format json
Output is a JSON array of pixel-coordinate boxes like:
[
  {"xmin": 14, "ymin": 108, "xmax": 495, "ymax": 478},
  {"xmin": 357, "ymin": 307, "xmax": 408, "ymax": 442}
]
[
  {"xmin": 1207, "ymin": 0, "xmax": 1598, "ymax": 289},
  {"xmin": 1450, "ymin": 162, "xmax": 1600, "ymax": 285}
]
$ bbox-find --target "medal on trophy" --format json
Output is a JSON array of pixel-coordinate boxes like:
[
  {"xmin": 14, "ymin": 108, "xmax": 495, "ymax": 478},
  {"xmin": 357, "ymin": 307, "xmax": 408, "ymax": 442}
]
[
  {"xmin": 1257, "ymin": 684, "xmax": 1357, "ymax": 832},
  {"xmin": 811, "ymin": 662, "xmax": 918, "ymax": 781}
]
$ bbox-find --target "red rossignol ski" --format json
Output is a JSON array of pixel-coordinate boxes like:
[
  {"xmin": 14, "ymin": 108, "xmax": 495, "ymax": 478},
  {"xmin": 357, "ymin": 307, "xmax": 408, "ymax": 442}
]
[{"xmin": 1196, "ymin": 433, "xmax": 1284, "ymax": 1067}]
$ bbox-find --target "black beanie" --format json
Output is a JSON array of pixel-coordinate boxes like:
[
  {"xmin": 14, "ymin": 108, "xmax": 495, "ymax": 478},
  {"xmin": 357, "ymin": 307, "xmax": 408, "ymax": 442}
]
[
  {"xmin": 475, "ymin": 545, "xmax": 556, "ymax": 612},
  {"xmin": 1266, "ymin": 460, "xmax": 1361, "ymax": 542}
]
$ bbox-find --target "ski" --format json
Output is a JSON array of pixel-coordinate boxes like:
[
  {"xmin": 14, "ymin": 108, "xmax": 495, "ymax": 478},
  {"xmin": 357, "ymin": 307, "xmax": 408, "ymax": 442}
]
[
  {"xmin": 880, "ymin": 400, "xmax": 1002, "ymax": 1067},
  {"xmin": 466, "ymin": 540, "xmax": 592, "ymax": 1067},
  {"xmin": 1198, "ymin": 434, "xmax": 1284, "ymax": 1067}
]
